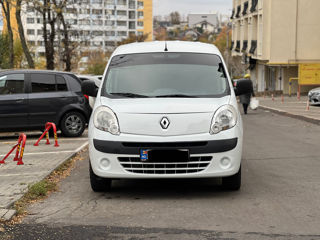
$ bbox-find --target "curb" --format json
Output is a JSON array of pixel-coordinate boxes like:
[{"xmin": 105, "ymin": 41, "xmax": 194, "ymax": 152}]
[
  {"xmin": 260, "ymin": 105, "xmax": 320, "ymax": 125},
  {"xmin": 0, "ymin": 142, "xmax": 88, "ymax": 222}
]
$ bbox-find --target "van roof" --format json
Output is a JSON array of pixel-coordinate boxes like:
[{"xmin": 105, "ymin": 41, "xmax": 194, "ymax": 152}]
[{"xmin": 113, "ymin": 41, "xmax": 222, "ymax": 56}]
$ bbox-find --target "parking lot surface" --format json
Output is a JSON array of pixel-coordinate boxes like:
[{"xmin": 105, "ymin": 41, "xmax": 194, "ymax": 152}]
[
  {"xmin": 0, "ymin": 131, "xmax": 88, "ymax": 214},
  {"xmin": 1, "ymin": 109, "xmax": 320, "ymax": 239}
]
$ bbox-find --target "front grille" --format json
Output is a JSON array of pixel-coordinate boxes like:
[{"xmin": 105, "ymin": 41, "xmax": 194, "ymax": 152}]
[
  {"xmin": 118, "ymin": 156, "xmax": 213, "ymax": 174},
  {"xmin": 121, "ymin": 141, "xmax": 208, "ymax": 148}
]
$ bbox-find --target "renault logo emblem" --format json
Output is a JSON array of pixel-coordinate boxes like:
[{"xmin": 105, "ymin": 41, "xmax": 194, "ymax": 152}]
[{"xmin": 160, "ymin": 117, "xmax": 170, "ymax": 129}]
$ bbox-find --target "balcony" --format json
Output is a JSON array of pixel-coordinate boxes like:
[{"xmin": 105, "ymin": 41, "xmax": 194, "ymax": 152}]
[
  {"xmin": 242, "ymin": 1, "xmax": 249, "ymax": 16},
  {"xmin": 235, "ymin": 5, "xmax": 241, "ymax": 18},
  {"xmin": 249, "ymin": 40, "xmax": 257, "ymax": 54},
  {"xmin": 235, "ymin": 40, "xmax": 240, "ymax": 52},
  {"xmin": 230, "ymin": 41, "xmax": 234, "ymax": 50},
  {"xmin": 242, "ymin": 40, "xmax": 248, "ymax": 52},
  {"xmin": 250, "ymin": 0, "xmax": 258, "ymax": 13}
]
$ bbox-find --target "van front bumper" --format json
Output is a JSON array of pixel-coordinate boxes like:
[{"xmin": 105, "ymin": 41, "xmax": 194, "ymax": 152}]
[{"xmin": 89, "ymin": 132, "xmax": 243, "ymax": 179}]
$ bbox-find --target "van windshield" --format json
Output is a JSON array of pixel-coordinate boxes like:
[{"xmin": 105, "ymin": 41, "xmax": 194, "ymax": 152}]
[{"xmin": 102, "ymin": 53, "xmax": 230, "ymax": 98}]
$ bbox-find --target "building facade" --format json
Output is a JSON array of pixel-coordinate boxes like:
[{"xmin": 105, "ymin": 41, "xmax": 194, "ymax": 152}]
[
  {"xmin": 230, "ymin": 0, "xmax": 320, "ymax": 94},
  {"xmin": 3, "ymin": 0, "xmax": 152, "ymax": 57},
  {"xmin": 188, "ymin": 13, "xmax": 219, "ymax": 33}
]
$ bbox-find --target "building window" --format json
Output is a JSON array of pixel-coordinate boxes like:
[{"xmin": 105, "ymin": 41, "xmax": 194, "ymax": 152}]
[
  {"xmin": 129, "ymin": 0, "xmax": 135, "ymax": 9},
  {"xmin": 230, "ymin": 9, "xmax": 235, "ymax": 19},
  {"xmin": 105, "ymin": 20, "xmax": 115, "ymax": 26},
  {"xmin": 26, "ymin": 7, "xmax": 34, "ymax": 13},
  {"xmin": 118, "ymin": 31, "xmax": 127, "ymax": 37},
  {"xmin": 242, "ymin": 2, "xmax": 249, "ymax": 15},
  {"xmin": 118, "ymin": 0, "xmax": 127, "ymax": 5},
  {"xmin": 235, "ymin": 40, "xmax": 240, "ymax": 52},
  {"xmin": 37, "ymin": 29, "xmax": 43, "ymax": 35},
  {"xmin": 137, "ymin": 21, "xmax": 143, "ymax": 27},
  {"xmin": 129, "ymin": 11, "xmax": 136, "ymax": 19},
  {"xmin": 105, "ymin": 31, "xmax": 115, "ymax": 36},
  {"xmin": 249, "ymin": 40, "xmax": 257, "ymax": 54},
  {"xmin": 129, "ymin": 21, "xmax": 135, "ymax": 29},
  {"xmin": 92, "ymin": 0, "xmax": 102, "ymax": 4},
  {"xmin": 105, "ymin": 41, "xmax": 115, "ymax": 47},
  {"xmin": 250, "ymin": 0, "xmax": 258, "ymax": 13},
  {"xmin": 137, "ymin": 1, "xmax": 143, "ymax": 8},
  {"xmin": 92, "ymin": 9, "xmax": 103, "ymax": 15},
  {"xmin": 235, "ymin": 5, "xmax": 241, "ymax": 18},
  {"xmin": 138, "ymin": 11, "xmax": 143, "ymax": 18},
  {"xmin": 27, "ymin": 18, "xmax": 34, "ymax": 24},
  {"xmin": 117, "ymin": 21, "xmax": 127, "ymax": 27},
  {"xmin": 66, "ymin": 8, "xmax": 77, "ymax": 14},
  {"xmin": 92, "ymin": 20, "xmax": 103, "ymax": 25},
  {"xmin": 27, "ymin": 29, "xmax": 35, "ymax": 35},
  {"xmin": 92, "ymin": 31, "xmax": 103, "ymax": 36},
  {"xmin": 117, "ymin": 10, "xmax": 127, "ymax": 16},
  {"xmin": 242, "ymin": 40, "xmax": 248, "ymax": 51}
]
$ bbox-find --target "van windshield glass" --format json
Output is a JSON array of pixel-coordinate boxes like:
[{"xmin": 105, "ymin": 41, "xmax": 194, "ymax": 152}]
[{"xmin": 102, "ymin": 53, "xmax": 230, "ymax": 98}]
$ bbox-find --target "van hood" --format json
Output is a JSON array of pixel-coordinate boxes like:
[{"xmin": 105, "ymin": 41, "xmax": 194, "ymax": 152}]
[{"xmin": 99, "ymin": 96, "xmax": 231, "ymax": 136}]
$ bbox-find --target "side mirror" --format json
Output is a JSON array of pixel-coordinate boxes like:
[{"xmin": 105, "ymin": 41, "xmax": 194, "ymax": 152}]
[
  {"xmin": 234, "ymin": 79, "xmax": 253, "ymax": 96},
  {"xmin": 81, "ymin": 80, "xmax": 98, "ymax": 97}
]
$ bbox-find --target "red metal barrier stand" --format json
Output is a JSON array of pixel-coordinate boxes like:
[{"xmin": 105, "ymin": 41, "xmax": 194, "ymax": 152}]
[
  {"xmin": 34, "ymin": 122, "xmax": 59, "ymax": 147},
  {"xmin": 0, "ymin": 133, "xmax": 26, "ymax": 165}
]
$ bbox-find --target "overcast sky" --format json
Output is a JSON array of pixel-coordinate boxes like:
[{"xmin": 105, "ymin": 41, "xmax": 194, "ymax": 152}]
[{"xmin": 154, "ymin": 0, "xmax": 233, "ymax": 18}]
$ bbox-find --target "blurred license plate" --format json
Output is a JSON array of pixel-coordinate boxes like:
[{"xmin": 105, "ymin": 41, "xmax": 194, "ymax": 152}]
[{"xmin": 140, "ymin": 149, "xmax": 189, "ymax": 162}]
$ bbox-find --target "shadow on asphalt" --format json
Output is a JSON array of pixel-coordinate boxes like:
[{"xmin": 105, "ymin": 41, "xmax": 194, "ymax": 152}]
[{"xmin": 96, "ymin": 178, "xmax": 239, "ymax": 199}]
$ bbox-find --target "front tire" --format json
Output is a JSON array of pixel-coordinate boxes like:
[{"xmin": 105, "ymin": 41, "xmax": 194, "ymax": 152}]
[
  {"xmin": 89, "ymin": 163, "xmax": 112, "ymax": 192},
  {"xmin": 60, "ymin": 111, "xmax": 86, "ymax": 137},
  {"xmin": 222, "ymin": 166, "xmax": 241, "ymax": 191}
]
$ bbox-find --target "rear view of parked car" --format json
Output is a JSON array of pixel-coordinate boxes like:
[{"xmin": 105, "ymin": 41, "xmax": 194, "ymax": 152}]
[{"xmin": 0, "ymin": 70, "xmax": 91, "ymax": 137}]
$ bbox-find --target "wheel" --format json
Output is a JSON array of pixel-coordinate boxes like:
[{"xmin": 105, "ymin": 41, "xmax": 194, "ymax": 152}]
[
  {"xmin": 60, "ymin": 112, "xmax": 86, "ymax": 137},
  {"xmin": 222, "ymin": 166, "xmax": 241, "ymax": 191},
  {"xmin": 89, "ymin": 163, "xmax": 112, "ymax": 192}
]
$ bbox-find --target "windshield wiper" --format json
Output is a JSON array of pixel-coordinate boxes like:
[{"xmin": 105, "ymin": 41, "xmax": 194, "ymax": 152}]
[
  {"xmin": 155, "ymin": 94, "xmax": 198, "ymax": 98},
  {"xmin": 109, "ymin": 92, "xmax": 150, "ymax": 98}
]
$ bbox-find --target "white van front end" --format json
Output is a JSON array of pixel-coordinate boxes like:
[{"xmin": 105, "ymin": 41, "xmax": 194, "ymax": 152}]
[{"xmin": 85, "ymin": 41, "xmax": 246, "ymax": 191}]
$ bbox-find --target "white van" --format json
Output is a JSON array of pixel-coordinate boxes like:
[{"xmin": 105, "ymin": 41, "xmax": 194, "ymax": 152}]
[{"xmin": 82, "ymin": 41, "xmax": 251, "ymax": 192}]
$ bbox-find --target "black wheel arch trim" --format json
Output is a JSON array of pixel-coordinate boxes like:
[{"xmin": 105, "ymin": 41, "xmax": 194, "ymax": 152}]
[{"xmin": 93, "ymin": 138, "xmax": 238, "ymax": 155}]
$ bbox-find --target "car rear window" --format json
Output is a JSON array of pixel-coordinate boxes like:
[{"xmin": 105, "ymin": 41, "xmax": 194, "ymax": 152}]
[
  {"xmin": 31, "ymin": 74, "xmax": 68, "ymax": 92},
  {"xmin": 0, "ymin": 74, "xmax": 25, "ymax": 95}
]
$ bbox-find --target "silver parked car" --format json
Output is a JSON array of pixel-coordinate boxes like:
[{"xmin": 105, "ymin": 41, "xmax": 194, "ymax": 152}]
[{"xmin": 308, "ymin": 87, "xmax": 320, "ymax": 105}]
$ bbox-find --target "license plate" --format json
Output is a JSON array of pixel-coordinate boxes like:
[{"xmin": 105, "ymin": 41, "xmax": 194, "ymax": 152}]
[{"xmin": 140, "ymin": 149, "xmax": 189, "ymax": 162}]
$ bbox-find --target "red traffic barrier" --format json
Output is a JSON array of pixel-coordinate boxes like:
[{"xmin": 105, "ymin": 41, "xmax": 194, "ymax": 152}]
[
  {"xmin": 34, "ymin": 122, "xmax": 59, "ymax": 147},
  {"xmin": 0, "ymin": 133, "xmax": 26, "ymax": 165}
]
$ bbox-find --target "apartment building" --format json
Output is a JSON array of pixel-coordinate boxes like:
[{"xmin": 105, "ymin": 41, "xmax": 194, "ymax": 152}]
[
  {"xmin": 230, "ymin": 0, "xmax": 320, "ymax": 94},
  {"xmin": 3, "ymin": 0, "xmax": 152, "ymax": 57}
]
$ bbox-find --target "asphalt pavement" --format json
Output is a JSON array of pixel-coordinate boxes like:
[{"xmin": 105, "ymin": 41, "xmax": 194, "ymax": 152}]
[{"xmin": 1, "ymin": 109, "xmax": 320, "ymax": 239}]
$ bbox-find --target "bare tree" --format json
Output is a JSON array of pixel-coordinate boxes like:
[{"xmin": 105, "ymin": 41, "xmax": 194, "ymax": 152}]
[
  {"xmin": 169, "ymin": 11, "xmax": 181, "ymax": 25},
  {"xmin": 16, "ymin": 0, "xmax": 35, "ymax": 68},
  {"xmin": 0, "ymin": 0, "xmax": 14, "ymax": 68},
  {"xmin": 32, "ymin": 0, "xmax": 57, "ymax": 70}
]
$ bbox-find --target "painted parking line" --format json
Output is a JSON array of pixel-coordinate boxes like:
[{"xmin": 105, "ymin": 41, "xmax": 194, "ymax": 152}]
[{"xmin": 0, "ymin": 142, "xmax": 88, "ymax": 157}]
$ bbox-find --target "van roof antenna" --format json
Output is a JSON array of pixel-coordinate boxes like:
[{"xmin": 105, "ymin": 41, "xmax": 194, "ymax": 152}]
[{"xmin": 164, "ymin": 41, "xmax": 168, "ymax": 52}]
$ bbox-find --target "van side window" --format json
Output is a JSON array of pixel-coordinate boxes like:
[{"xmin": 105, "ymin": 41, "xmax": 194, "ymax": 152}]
[
  {"xmin": 31, "ymin": 74, "xmax": 56, "ymax": 93},
  {"xmin": 56, "ymin": 75, "xmax": 68, "ymax": 91},
  {"xmin": 0, "ymin": 74, "xmax": 25, "ymax": 95}
]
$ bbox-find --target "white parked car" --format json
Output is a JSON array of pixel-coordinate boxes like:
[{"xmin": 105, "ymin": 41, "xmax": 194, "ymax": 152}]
[
  {"xmin": 308, "ymin": 87, "xmax": 320, "ymax": 105},
  {"xmin": 82, "ymin": 41, "xmax": 251, "ymax": 192},
  {"xmin": 77, "ymin": 75, "xmax": 101, "ymax": 108}
]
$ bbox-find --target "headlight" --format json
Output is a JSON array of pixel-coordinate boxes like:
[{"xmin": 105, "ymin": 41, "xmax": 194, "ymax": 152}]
[
  {"xmin": 210, "ymin": 105, "xmax": 238, "ymax": 134},
  {"xmin": 93, "ymin": 106, "xmax": 120, "ymax": 135}
]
